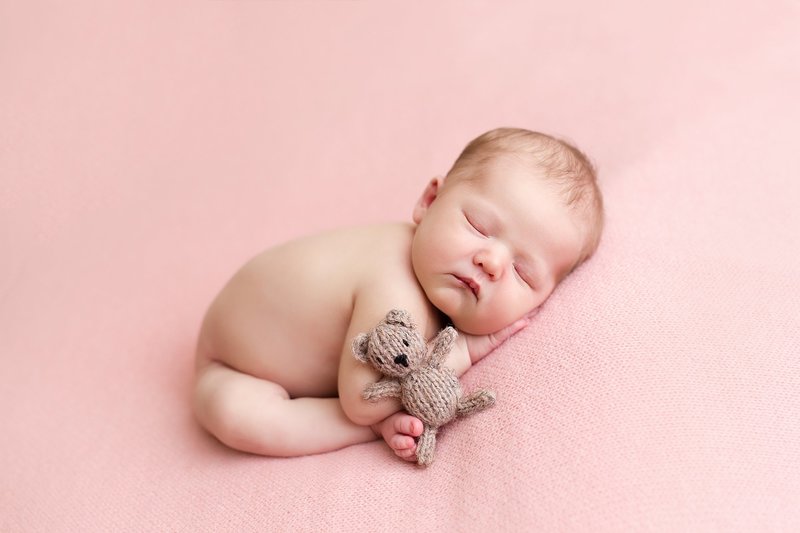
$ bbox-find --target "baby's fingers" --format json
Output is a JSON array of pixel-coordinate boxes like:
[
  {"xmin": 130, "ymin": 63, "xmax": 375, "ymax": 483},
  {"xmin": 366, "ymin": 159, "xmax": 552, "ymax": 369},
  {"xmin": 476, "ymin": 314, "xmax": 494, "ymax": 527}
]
[
  {"xmin": 488, "ymin": 316, "xmax": 530, "ymax": 347},
  {"xmin": 464, "ymin": 315, "xmax": 532, "ymax": 363}
]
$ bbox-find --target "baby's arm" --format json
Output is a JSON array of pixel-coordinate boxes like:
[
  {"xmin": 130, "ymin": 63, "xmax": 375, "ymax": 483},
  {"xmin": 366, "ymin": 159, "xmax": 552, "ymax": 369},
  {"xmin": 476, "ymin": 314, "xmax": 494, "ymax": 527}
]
[
  {"xmin": 338, "ymin": 283, "xmax": 531, "ymax": 428},
  {"xmin": 338, "ymin": 299, "xmax": 430, "ymax": 462},
  {"xmin": 338, "ymin": 297, "xmax": 407, "ymax": 426}
]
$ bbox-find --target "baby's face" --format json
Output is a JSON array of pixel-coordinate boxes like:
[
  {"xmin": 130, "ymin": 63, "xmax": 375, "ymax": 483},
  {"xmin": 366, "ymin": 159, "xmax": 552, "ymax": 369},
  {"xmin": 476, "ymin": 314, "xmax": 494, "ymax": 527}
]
[{"xmin": 411, "ymin": 155, "xmax": 585, "ymax": 335}]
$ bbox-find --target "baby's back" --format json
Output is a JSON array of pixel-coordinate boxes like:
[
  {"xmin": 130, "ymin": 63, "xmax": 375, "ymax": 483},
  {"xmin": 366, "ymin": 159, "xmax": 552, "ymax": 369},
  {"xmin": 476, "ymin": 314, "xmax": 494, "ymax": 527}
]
[{"xmin": 196, "ymin": 223, "xmax": 428, "ymax": 398}]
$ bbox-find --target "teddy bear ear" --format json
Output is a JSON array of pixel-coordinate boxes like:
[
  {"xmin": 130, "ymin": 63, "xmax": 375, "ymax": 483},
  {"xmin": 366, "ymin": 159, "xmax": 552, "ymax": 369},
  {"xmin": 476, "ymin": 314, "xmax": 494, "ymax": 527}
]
[
  {"xmin": 385, "ymin": 309, "xmax": 413, "ymax": 328},
  {"xmin": 352, "ymin": 333, "xmax": 369, "ymax": 363}
]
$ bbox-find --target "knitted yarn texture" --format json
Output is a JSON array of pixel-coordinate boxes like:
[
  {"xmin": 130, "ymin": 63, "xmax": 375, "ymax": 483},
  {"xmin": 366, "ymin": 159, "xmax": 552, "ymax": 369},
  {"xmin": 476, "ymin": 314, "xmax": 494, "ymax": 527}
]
[{"xmin": 353, "ymin": 309, "xmax": 496, "ymax": 466}]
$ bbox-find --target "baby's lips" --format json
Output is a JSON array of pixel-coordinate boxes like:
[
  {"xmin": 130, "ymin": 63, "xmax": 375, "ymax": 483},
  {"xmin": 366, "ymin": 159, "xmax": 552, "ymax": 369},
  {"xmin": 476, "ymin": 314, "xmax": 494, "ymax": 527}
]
[
  {"xmin": 468, "ymin": 278, "xmax": 481, "ymax": 297},
  {"xmin": 454, "ymin": 274, "xmax": 480, "ymax": 297}
]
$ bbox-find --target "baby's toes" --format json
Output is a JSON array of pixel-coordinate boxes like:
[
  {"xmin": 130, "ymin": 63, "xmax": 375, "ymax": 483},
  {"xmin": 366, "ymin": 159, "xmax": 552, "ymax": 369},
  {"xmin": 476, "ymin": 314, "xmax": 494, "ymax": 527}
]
[
  {"xmin": 395, "ymin": 414, "xmax": 423, "ymax": 437},
  {"xmin": 396, "ymin": 447, "xmax": 418, "ymax": 461},
  {"xmin": 390, "ymin": 435, "xmax": 417, "ymax": 461},
  {"xmin": 390, "ymin": 434, "xmax": 415, "ymax": 452}
]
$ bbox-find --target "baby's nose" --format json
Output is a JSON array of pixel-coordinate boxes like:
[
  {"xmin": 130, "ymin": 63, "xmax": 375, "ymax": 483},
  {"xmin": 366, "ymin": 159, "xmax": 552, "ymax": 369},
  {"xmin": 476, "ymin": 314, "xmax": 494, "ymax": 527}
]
[
  {"xmin": 475, "ymin": 245, "xmax": 509, "ymax": 278},
  {"xmin": 394, "ymin": 353, "xmax": 409, "ymax": 367}
]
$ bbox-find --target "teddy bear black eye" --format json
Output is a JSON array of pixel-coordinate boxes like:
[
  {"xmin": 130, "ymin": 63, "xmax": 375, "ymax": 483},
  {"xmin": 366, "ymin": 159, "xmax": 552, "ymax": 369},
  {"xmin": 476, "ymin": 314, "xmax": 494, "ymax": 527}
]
[{"xmin": 402, "ymin": 339, "xmax": 409, "ymax": 347}]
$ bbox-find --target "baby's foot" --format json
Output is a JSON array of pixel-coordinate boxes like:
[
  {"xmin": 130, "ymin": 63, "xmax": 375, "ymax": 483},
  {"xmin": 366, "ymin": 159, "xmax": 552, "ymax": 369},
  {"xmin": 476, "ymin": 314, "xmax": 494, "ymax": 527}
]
[{"xmin": 371, "ymin": 412, "xmax": 424, "ymax": 462}]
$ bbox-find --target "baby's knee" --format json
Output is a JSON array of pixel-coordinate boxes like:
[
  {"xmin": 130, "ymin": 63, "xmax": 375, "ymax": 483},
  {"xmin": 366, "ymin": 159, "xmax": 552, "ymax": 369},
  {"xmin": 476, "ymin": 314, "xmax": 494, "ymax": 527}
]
[
  {"xmin": 193, "ymin": 364, "xmax": 290, "ymax": 454},
  {"xmin": 194, "ymin": 369, "xmax": 228, "ymax": 430},
  {"xmin": 195, "ymin": 387, "xmax": 251, "ymax": 452},
  {"xmin": 194, "ymin": 368, "xmax": 245, "ymax": 443}
]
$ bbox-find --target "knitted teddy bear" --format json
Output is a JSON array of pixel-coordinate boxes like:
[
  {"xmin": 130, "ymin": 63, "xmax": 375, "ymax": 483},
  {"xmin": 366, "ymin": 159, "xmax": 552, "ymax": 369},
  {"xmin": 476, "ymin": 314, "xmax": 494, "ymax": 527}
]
[{"xmin": 352, "ymin": 309, "xmax": 496, "ymax": 466}]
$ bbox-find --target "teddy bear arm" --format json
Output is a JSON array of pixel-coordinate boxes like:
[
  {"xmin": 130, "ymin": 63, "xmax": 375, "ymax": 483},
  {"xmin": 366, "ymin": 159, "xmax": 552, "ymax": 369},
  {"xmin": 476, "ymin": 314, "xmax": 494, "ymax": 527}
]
[
  {"xmin": 363, "ymin": 379, "xmax": 402, "ymax": 402},
  {"xmin": 456, "ymin": 389, "xmax": 496, "ymax": 416},
  {"xmin": 429, "ymin": 326, "xmax": 457, "ymax": 367}
]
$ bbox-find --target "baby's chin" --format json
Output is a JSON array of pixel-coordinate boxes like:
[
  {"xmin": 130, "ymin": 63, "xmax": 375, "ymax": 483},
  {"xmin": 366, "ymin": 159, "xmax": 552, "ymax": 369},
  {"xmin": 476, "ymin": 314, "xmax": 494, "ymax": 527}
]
[
  {"xmin": 427, "ymin": 286, "xmax": 517, "ymax": 335},
  {"xmin": 447, "ymin": 313, "xmax": 509, "ymax": 336}
]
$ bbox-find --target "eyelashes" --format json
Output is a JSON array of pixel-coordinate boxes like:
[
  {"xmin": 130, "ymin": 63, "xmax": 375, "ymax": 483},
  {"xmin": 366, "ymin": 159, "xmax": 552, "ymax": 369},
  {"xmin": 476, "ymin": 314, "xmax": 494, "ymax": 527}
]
[
  {"xmin": 464, "ymin": 212, "xmax": 488, "ymax": 236},
  {"xmin": 514, "ymin": 264, "xmax": 534, "ymax": 288}
]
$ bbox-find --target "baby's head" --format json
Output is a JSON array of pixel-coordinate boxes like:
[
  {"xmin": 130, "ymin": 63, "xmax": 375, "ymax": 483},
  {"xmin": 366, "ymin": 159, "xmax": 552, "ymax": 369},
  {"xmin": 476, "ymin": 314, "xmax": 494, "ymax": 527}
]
[{"xmin": 411, "ymin": 127, "xmax": 604, "ymax": 335}]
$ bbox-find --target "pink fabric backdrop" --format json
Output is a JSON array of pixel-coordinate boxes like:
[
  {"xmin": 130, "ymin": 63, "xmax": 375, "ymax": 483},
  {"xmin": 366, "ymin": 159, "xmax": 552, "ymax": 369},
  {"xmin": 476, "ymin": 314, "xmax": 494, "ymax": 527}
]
[{"xmin": 2, "ymin": 1, "xmax": 799, "ymax": 531}]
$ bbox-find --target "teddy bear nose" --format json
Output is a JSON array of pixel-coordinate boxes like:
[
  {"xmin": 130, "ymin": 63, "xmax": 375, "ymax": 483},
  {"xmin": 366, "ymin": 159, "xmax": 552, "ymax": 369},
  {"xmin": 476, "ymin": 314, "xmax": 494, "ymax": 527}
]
[{"xmin": 394, "ymin": 354, "xmax": 409, "ymax": 367}]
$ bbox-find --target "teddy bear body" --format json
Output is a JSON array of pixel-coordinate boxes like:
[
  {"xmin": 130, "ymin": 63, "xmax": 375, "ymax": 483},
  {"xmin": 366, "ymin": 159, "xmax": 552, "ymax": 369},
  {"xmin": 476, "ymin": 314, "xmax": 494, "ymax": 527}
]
[
  {"xmin": 400, "ymin": 368, "xmax": 461, "ymax": 427},
  {"xmin": 352, "ymin": 309, "xmax": 495, "ymax": 466}
]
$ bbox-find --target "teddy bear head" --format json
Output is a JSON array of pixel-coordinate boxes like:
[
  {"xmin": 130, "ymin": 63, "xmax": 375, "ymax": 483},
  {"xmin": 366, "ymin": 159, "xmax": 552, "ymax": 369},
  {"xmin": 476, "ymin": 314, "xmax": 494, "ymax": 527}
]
[{"xmin": 352, "ymin": 309, "xmax": 428, "ymax": 378}]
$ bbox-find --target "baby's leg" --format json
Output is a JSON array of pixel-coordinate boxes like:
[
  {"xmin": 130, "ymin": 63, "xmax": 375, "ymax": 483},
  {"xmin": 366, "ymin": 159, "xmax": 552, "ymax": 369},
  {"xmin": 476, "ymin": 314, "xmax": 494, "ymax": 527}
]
[{"xmin": 194, "ymin": 361, "xmax": 376, "ymax": 456}]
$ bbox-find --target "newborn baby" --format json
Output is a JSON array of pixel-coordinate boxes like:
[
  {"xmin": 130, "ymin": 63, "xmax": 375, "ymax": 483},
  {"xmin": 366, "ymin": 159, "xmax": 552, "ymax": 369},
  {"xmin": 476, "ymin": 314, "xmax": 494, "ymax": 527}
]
[{"xmin": 193, "ymin": 127, "xmax": 604, "ymax": 461}]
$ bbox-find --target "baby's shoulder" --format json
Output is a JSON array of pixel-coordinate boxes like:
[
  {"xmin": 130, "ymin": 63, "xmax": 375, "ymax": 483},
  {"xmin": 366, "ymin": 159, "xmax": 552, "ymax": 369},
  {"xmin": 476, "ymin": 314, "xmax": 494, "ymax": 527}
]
[
  {"xmin": 273, "ymin": 222, "xmax": 411, "ymax": 260},
  {"xmin": 356, "ymin": 222, "xmax": 414, "ymax": 269},
  {"xmin": 349, "ymin": 223, "xmax": 437, "ymax": 327},
  {"xmin": 350, "ymin": 222, "xmax": 414, "ymax": 249},
  {"xmin": 327, "ymin": 222, "xmax": 414, "ymax": 265}
]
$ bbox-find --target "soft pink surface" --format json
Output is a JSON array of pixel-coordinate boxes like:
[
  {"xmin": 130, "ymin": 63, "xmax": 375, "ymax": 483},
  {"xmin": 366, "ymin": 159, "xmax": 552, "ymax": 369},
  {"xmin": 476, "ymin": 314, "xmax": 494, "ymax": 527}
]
[{"xmin": 2, "ymin": 2, "xmax": 799, "ymax": 531}]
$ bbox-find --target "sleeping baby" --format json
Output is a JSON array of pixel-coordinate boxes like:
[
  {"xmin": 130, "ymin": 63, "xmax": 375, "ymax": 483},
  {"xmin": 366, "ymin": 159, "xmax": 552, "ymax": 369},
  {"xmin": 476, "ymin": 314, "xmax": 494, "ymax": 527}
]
[{"xmin": 193, "ymin": 127, "xmax": 604, "ymax": 462}]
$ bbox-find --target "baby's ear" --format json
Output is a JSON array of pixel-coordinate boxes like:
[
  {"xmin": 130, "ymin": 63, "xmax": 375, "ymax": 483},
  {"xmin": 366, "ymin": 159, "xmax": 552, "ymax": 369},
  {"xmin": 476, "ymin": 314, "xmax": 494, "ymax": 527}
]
[
  {"xmin": 352, "ymin": 334, "xmax": 369, "ymax": 363},
  {"xmin": 385, "ymin": 309, "xmax": 413, "ymax": 329},
  {"xmin": 412, "ymin": 176, "xmax": 444, "ymax": 224}
]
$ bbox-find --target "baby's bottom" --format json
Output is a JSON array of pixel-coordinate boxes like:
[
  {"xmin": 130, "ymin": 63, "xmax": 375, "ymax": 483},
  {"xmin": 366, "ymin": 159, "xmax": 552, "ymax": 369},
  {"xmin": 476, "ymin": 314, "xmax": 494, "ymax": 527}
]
[{"xmin": 194, "ymin": 361, "xmax": 377, "ymax": 457}]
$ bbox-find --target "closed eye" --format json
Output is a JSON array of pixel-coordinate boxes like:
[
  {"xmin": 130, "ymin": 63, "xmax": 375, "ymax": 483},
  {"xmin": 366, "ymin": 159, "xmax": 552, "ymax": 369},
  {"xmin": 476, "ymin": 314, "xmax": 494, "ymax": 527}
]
[
  {"xmin": 465, "ymin": 212, "xmax": 487, "ymax": 236},
  {"xmin": 514, "ymin": 264, "xmax": 534, "ymax": 288}
]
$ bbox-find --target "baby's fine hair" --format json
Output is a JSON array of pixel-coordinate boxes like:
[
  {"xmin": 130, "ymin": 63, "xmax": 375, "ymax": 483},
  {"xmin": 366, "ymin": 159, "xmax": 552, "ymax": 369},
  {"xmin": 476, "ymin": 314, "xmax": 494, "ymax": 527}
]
[{"xmin": 447, "ymin": 127, "xmax": 604, "ymax": 269}]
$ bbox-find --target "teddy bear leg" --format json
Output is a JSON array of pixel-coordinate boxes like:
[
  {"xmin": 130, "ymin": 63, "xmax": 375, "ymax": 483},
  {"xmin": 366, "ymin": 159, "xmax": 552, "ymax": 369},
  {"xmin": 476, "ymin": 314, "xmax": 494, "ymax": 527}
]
[
  {"xmin": 457, "ymin": 390, "xmax": 496, "ymax": 417},
  {"xmin": 415, "ymin": 426, "xmax": 438, "ymax": 466}
]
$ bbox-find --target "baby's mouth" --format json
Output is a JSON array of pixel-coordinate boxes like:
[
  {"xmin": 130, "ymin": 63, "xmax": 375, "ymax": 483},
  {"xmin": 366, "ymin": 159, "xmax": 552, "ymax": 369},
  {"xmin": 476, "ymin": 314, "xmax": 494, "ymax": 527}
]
[{"xmin": 454, "ymin": 275, "xmax": 480, "ymax": 297}]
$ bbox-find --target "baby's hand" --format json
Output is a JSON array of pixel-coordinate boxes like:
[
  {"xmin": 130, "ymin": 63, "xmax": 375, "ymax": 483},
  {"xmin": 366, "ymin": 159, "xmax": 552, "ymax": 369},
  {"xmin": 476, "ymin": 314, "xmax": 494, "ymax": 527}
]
[
  {"xmin": 459, "ymin": 314, "xmax": 531, "ymax": 365},
  {"xmin": 371, "ymin": 412, "xmax": 424, "ymax": 462}
]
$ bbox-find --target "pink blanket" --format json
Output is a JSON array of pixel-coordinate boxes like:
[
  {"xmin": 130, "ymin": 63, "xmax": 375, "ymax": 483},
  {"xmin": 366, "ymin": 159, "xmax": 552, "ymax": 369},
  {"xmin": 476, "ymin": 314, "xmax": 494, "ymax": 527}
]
[{"xmin": 2, "ymin": 1, "xmax": 798, "ymax": 530}]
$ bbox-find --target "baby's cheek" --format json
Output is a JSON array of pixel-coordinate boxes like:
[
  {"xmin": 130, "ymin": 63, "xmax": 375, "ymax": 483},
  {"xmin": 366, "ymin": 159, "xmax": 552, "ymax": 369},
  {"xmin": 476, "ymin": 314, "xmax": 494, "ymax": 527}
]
[{"xmin": 429, "ymin": 286, "xmax": 464, "ymax": 318}]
